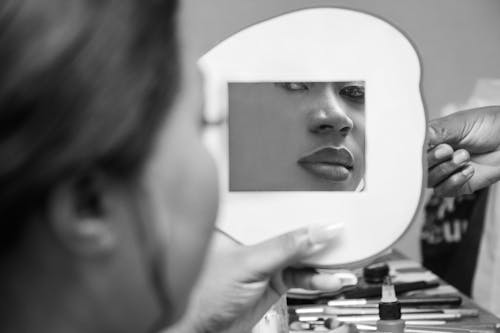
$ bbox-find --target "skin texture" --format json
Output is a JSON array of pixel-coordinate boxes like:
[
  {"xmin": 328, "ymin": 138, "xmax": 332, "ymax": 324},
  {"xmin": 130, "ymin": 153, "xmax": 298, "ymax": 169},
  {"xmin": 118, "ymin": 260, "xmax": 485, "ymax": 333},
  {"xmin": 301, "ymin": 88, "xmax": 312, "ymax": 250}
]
[
  {"xmin": 229, "ymin": 82, "xmax": 365, "ymax": 191},
  {"xmin": 427, "ymin": 106, "xmax": 500, "ymax": 197}
]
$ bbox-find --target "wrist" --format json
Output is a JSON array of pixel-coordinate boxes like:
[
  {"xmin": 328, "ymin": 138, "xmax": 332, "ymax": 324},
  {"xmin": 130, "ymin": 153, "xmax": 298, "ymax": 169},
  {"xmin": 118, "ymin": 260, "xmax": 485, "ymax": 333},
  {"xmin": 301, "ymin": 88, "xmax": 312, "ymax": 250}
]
[{"xmin": 166, "ymin": 319, "xmax": 207, "ymax": 333}]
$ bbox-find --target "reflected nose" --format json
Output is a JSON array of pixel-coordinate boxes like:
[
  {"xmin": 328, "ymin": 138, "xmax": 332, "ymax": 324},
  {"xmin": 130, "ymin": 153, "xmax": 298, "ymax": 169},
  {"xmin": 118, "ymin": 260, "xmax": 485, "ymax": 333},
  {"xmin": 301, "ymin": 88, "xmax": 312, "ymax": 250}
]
[{"xmin": 308, "ymin": 107, "xmax": 354, "ymax": 137}]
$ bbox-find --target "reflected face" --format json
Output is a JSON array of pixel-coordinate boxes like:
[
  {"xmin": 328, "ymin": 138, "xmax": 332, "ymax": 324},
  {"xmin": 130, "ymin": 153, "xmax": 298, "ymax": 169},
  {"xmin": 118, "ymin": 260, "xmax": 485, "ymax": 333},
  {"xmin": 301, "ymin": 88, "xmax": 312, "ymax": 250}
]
[{"xmin": 228, "ymin": 81, "xmax": 365, "ymax": 191}]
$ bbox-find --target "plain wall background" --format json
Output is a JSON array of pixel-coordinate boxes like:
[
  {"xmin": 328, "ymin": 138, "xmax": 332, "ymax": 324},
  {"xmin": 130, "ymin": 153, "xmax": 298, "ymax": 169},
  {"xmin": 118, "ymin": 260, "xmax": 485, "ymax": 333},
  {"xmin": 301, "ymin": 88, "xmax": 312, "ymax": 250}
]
[{"xmin": 182, "ymin": 0, "xmax": 500, "ymax": 261}]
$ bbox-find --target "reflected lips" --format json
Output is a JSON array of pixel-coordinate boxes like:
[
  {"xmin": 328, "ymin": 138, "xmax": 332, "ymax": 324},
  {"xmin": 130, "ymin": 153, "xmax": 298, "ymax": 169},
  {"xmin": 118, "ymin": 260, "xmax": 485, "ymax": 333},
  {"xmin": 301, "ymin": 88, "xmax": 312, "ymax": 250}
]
[{"xmin": 298, "ymin": 146, "xmax": 354, "ymax": 181}]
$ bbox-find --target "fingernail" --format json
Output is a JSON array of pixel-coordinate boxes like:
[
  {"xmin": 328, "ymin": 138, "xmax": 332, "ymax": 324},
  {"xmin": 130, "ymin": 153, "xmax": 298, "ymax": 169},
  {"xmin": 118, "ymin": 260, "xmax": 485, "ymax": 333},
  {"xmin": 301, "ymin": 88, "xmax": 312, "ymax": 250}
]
[
  {"xmin": 428, "ymin": 125, "xmax": 439, "ymax": 144},
  {"xmin": 453, "ymin": 150, "xmax": 469, "ymax": 165},
  {"xmin": 434, "ymin": 146, "xmax": 452, "ymax": 160},
  {"xmin": 310, "ymin": 274, "xmax": 343, "ymax": 291},
  {"xmin": 332, "ymin": 271, "xmax": 358, "ymax": 287},
  {"xmin": 308, "ymin": 223, "xmax": 344, "ymax": 244},
  {"xmin": 462, "ymin": 165, "xmax": 474, "ymax": 178}
]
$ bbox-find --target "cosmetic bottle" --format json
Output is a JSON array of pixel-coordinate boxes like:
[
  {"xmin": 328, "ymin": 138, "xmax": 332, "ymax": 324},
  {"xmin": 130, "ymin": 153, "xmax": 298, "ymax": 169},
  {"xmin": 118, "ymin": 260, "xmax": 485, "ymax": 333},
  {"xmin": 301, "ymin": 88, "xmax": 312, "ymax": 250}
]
[{"xmin": 376, "ymin": 276, "xmax": 405, "ymax": 333}]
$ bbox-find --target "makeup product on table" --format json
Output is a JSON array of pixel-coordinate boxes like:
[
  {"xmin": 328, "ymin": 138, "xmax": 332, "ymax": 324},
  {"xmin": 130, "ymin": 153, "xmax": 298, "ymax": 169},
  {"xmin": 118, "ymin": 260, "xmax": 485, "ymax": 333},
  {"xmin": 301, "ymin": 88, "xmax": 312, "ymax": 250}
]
[
  {"xmin": 287, "ymin": 280, "xmax": 440, "ymax": 304},
  {"xmin": 343, "ymin": 281, "xmax": 440, "ymax": 299},
  {"xmin": 290, "ymin": 306, "xmax": 478, "ymax": 316},
  {"xmin": 327, "ymin": 296, "xmax": 462, "ymax": 307},
  {"xmin": 297, "ymin": 312, "xmax": 475, "ymax": 323},
  {"xmin": 291, "ymin": 319, "xmax": 449, "ymax": 328},
  {"xmin": 363, "ymin": 262, "xmax": 390, "ymax": 284},
  {"xmin": 376, "ymin": 277, "xmax": 405, "ymax": 333},
  {"xmin": 356, "ymin": 323, "xmax": 498, "ymax": 333}
]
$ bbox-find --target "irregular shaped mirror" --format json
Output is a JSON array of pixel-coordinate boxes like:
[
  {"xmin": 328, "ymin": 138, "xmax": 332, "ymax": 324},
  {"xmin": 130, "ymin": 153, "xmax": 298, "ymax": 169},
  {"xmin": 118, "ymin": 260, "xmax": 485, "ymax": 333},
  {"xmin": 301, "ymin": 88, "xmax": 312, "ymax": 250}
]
[{"xmin": 199, "ymin": 8, "xmax": 426, "ymax": 267}]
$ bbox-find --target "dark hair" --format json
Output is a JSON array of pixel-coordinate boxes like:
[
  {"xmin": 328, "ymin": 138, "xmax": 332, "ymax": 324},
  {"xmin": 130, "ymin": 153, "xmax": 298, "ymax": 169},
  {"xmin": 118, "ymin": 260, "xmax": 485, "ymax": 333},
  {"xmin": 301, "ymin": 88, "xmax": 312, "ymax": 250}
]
[{"xmin": 0, "ymin": 0, "xmax": 178, "ymax": 251}]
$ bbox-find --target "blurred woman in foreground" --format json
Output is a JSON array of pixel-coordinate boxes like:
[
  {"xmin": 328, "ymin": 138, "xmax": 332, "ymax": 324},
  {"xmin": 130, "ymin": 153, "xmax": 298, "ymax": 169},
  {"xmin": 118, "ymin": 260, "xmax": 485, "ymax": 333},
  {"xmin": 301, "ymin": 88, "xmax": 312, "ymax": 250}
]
[{"xmin": 0, "ymin": 1, "xmax": 342, "ymax": 332}]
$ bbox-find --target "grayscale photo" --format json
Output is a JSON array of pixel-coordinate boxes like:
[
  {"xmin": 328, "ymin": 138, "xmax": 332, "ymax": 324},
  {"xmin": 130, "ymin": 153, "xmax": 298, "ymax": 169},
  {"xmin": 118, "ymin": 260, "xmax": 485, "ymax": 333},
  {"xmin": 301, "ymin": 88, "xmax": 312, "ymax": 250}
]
[{"xmin": 2, "ymin": 1, "xmax": 500, "ymax": 333}]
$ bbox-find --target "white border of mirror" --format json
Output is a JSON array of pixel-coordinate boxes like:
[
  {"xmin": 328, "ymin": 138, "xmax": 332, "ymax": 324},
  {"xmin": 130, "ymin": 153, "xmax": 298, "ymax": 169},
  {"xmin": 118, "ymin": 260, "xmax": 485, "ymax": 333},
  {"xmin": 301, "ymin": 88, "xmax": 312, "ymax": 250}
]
[{"xmin": 199, "ymin": 8, "xmax": 426, "ymax": 267}]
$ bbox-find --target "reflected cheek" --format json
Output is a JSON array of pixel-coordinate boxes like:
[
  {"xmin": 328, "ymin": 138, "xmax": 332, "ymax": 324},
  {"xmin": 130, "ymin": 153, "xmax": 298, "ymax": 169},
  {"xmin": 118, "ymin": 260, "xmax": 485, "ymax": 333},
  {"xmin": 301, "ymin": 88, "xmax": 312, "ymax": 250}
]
[{"xmin": 347, "ymin": 114, "xmax": 365, "ymax": 177}]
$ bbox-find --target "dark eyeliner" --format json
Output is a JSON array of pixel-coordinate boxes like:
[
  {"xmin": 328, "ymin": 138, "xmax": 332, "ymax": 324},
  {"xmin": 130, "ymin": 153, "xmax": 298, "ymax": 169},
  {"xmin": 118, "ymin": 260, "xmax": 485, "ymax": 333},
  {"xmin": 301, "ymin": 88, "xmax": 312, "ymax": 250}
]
[{"xmin": 339, "ymin": 84, "xmax": 365, "ymax": 104}]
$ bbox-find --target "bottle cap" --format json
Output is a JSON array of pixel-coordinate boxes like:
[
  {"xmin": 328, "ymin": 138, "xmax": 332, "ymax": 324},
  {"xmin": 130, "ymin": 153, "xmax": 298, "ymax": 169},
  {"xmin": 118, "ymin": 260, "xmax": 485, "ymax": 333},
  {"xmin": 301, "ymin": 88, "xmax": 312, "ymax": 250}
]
[
  {"xmin": 379, "ymin": 301, "xmax": 402, "ymax": 320},
  {"xmin": 363, "ymin": 262, "xmax": 390, "ymax": 284}
]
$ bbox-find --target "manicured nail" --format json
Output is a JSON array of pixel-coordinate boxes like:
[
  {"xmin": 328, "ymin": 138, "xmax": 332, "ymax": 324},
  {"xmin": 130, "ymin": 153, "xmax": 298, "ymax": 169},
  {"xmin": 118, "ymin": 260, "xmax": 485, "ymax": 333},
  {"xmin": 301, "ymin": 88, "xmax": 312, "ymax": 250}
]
[
  {"xmin": 332, "ymin": 271, "xmax": 358, "ymax": 287},
  {"xmin": 428, "ymin": 126, "xmax": 437, "ymax": 141},
  {"xmin": 462, "ymin": 165, "xmax": 474, "ymax": 178},
  {"xmin": 434, "ymin": 145, "xmax": 452, "ymax": 160},
  {"xmin": 453, "ymin": 150, "xmax": 469, "ymax": 165},
  {"xmin": 310, "ymin": 274, "xmax": 343, "ymax": 290},
  {"xmin": 308, "ymin": 223, "xmax": 344, "ymax": 244}
]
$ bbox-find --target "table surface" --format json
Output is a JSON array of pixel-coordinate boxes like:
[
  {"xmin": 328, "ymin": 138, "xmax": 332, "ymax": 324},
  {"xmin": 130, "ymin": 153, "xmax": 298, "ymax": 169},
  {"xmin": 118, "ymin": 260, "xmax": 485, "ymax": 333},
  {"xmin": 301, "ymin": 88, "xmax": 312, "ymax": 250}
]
[
  {"xmin": 388, "ymin": 250, "xmax": 499, "ymax": 327},
  {"xmin": 287, "ymin": 249, "xmax": 500, "ymax": 331}
]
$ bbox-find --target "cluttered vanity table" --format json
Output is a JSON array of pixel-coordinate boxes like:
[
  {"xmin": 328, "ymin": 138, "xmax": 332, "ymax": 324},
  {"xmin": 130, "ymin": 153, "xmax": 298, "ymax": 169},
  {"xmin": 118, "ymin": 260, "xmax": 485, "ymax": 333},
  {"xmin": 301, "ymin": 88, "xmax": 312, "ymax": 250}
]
[{"xmin": 281, "ymin": 250, "xmax": 500, "ymax": 332}]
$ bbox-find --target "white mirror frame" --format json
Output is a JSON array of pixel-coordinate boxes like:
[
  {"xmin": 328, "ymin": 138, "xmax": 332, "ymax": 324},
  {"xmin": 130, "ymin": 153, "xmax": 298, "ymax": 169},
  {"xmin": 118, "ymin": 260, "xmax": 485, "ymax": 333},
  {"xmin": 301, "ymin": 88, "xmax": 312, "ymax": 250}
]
[{"xmin": 199, "ymin": 8, "xmax": 427, "ymax": 267}]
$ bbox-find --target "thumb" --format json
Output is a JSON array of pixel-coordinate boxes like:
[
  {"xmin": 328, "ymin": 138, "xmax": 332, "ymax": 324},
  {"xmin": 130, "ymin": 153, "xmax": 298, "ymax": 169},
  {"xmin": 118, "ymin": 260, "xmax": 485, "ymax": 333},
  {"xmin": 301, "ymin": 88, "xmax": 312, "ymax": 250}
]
[
  {"xmin": 428, "ymin": 114, "xmax": 467, "ymax": 148},
  {"xmin": 244, "ymin": 223, "xmax": 343, "ymax": 277}
]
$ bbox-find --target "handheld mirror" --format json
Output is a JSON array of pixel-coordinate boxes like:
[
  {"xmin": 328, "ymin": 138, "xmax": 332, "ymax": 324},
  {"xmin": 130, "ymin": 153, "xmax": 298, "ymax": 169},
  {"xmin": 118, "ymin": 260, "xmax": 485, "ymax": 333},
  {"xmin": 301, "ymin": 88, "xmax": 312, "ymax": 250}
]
[{"xmin": 199, "ymin": 8, "xmax": 426, "ymax": 267}]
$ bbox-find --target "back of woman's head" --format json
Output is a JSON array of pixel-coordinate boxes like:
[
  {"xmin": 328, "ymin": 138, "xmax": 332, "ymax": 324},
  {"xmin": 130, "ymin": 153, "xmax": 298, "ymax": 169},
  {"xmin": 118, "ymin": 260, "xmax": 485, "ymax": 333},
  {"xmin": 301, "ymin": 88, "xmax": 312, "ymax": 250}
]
[{"xmin": 0, "ymin": 0, "xmax": 178, "ymax": 252}]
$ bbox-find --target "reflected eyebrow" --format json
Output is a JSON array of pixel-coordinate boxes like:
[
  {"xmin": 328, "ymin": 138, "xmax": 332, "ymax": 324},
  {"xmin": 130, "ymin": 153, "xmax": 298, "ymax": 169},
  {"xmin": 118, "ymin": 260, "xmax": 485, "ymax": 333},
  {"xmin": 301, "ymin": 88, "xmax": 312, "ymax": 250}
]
[
  {"xmin": 273, "ymin": 82, "xmax": 312, "ymax": 85},
  {"xmin": 343, "ymin": 81, "xmax": 365, "ymax": 86}
]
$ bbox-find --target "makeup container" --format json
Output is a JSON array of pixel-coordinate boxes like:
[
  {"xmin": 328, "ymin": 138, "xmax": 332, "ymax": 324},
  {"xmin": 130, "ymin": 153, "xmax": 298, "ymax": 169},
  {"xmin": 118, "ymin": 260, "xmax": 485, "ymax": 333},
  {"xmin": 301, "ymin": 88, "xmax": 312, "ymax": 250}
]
[
  {"xmin": 363, "ymin": 262, "xmax": 390, "ymax": 284},
  {"xmin": 377, "ymin": 277, "xmax": 405, "ymax": 333}
]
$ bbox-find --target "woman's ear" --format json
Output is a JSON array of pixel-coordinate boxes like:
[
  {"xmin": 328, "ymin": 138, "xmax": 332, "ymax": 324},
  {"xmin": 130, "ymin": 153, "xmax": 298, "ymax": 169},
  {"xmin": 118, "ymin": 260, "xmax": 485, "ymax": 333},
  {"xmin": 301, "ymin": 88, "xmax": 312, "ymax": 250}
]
[{"xmin": 48, "ymin": 173, "xmax": 118, "ymax": 257}]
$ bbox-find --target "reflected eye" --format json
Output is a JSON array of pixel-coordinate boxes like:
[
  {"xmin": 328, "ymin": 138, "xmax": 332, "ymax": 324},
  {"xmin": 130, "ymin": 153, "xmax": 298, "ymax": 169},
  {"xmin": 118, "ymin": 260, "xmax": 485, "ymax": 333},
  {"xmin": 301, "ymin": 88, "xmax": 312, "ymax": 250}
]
[
  {"xmin": 278, "ymin": 82, "xmax": 309, "ymax": 92},
  {"xmin": 339, "ymin": 85, "xmax": 365, "ymax": 104}
]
